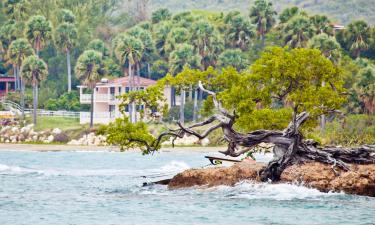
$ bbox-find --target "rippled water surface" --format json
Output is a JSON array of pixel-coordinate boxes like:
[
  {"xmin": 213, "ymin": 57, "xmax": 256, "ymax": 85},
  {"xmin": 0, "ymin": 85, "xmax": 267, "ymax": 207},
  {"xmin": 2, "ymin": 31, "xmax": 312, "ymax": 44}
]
[{"xmin": 0, "ymin": 150, "xmax": 374, "ymax": 225}]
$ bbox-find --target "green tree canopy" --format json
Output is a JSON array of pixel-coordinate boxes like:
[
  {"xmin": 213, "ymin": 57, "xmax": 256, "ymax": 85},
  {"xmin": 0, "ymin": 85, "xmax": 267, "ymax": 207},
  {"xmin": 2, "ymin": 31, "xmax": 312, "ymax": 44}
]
[
  {"xmin": 168, "ymin": 43, "xmax": 201, "ymax": 75},
  {"xmin": 217, "ymin": 49, "xmax": 249, "ymax": 71},
  {"xmin": 283, "ymin": 16, "xmax": 315, "ymax": 48},
  {"xmin": 249, "ymin": 0, "xmax": 276, "ymax": 43},
  {"xmin": 151, "ymin": 8, "xmax": 172, "ymax": 24},
  {"xmin": 308, "ymin": 33, "xmax": 341, "ymax": 64},
  {"xmin": 24, "ymin": 15, "xmax": 53, "ymax": 55}
]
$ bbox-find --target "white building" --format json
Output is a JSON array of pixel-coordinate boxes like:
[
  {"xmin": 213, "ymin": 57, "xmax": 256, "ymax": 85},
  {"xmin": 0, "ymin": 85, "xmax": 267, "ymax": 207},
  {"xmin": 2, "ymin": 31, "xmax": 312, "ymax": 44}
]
[{"xmin": 78, "ymin": 76, "xmax": 173, "ymax": 124}]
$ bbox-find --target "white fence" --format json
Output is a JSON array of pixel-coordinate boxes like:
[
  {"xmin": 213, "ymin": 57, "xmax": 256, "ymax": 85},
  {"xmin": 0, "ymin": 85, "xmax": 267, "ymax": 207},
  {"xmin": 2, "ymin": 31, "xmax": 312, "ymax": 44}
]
[{"xmin": 25, "ymin": 110, "xmax": 80, "ymax": 118}]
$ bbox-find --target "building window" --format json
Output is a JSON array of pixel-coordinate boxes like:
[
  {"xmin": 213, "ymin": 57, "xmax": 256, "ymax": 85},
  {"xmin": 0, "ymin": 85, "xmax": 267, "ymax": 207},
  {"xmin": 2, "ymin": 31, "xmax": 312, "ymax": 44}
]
[
  {"xmin": 125, "ymin": 87, "xmax": 130, "ymax": 93},
  {"xmin": 118, "ymin": 87, "xmax": 122, "ymax": 94},
  {"xmin": 123, "ymin": 105, "xmax": 129, "ymax": 112}
]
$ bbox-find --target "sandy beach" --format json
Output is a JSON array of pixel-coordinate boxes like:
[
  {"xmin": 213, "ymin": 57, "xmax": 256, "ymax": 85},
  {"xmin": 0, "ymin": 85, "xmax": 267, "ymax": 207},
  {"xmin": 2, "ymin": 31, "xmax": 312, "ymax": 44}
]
[{"xmin": 0, "ymin": 143, "xmax": 225, "ymax": 152}]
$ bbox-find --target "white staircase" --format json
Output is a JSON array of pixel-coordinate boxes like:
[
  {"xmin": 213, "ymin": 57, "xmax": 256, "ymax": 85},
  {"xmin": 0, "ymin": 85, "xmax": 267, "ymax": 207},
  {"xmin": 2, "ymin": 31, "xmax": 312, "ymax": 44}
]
[{"xmin": 0, "ymin": 99, "xmax": 22, "ymax": 116}]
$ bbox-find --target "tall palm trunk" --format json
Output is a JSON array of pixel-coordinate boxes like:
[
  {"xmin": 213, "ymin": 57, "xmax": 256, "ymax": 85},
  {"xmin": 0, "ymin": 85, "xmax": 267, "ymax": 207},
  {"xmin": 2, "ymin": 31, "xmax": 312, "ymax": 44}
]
[
  {"xmin": 32, "ymin": 78, "xmax": 38, "ymax": 125},
  {"xmin": 13, "ymin": 66, "xmax": 19, "ymax": 90},
  {"xmin": 147, "ymin": 63, "xmax": 151, "ymax": 79},
  {"xmin": 90, "ymin": 90, "xmax": 94, "ymax": 128},
  {"xmin": 188, "ymin": 84, "xmax": 193, "ymax": 102},
  {"xmin": 128, "ymin": 63, "xmax": 136, "ymax": 123},
  {"xmin": 19, "ymin": 66, "xmax": 25, "ymax": 120},
  {"xmin": 193, "ymin": 86, "xmax": 198, "ymax": 122},
  {"xmin": 180, "ymin": 89, "xmax": 185, "ymax": 125},
  {"xmin": 198, "ymin": 88, "xmax": 203, "ymax": 120},
  {"xmin": 67, "ymin": 49, "xmax": 72, "ymax": 92}
]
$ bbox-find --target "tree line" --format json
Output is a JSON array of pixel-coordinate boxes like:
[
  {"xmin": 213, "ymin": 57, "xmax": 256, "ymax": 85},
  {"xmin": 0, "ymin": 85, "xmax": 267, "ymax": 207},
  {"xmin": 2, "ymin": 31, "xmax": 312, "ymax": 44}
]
[{"xmin": 0, "ymin": 0, "xmax": 374, "ymax": 126}]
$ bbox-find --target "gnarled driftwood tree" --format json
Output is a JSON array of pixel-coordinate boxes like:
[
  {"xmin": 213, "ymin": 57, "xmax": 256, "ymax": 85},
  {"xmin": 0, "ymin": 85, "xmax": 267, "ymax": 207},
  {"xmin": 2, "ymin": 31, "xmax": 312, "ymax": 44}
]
[{"xmin": 144, "ymin": 81, "xmax": 375, "ymax": 182}]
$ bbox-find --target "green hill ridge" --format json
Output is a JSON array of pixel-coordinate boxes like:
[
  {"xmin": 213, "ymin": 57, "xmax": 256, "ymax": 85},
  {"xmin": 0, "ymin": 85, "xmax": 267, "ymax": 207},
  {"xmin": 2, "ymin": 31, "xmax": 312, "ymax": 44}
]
[{"xmin": 150, "ymin": 0, "xmax": 375, "ymax": 24}]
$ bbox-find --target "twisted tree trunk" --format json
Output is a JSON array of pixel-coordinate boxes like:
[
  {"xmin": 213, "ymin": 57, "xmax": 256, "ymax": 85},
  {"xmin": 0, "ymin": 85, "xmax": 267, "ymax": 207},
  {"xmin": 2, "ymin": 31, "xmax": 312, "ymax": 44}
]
[{"xmin": 144, "ymin": 82, "xmax": 375, "ymax": 182}]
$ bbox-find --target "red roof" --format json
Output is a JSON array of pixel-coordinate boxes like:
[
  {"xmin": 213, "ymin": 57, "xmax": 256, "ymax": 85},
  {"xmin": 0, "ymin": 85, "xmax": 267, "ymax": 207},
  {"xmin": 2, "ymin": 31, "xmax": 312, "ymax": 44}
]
[{"xmin": 108, "ymin": 76, "xmax": 156, "ymax": 87}]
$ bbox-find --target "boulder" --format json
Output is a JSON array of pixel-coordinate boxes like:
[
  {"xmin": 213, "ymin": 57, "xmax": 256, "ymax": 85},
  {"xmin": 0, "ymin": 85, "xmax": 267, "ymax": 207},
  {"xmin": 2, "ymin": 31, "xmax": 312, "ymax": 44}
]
[
  {"xmin": 47, "ymin": 135, "xmax": 54, "ymax": 143},
  {"xmin": 11, "ymin": 127, "xmax": 19, "ymax": 134},
  {"xmin": 200, "ymin": 138, "xmax": 210, "ymax": 147},
  {"xmin": 168, "ymin": 161, "xmax": 375, "ymax": 197},
  {"xmin": 52, "ymin": 128, "xmax": 62, "ymax": 135}
]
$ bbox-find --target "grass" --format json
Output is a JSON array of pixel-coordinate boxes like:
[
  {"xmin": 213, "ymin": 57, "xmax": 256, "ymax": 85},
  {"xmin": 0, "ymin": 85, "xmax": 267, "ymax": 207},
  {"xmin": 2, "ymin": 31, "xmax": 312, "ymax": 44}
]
[{"xmin": 26, "ymin": 116, "xmax": 82, "ymax": 131}]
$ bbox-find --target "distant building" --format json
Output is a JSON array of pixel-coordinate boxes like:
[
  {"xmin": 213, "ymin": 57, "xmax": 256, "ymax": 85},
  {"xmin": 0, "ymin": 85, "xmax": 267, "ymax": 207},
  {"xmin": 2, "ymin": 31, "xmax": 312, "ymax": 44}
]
[
  {"xmin": 78, "ymin": 76, "xmax": 174, "ymax": 124},
  {"xmin": 0, "ymin": 75, "xmax": 16, "ymax": 98}
]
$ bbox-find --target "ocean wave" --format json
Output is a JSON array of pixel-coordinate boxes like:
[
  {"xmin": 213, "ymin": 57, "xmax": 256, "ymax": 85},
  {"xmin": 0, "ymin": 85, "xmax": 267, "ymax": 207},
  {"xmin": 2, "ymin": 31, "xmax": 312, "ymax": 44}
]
[
  {"xmin": 211, "ymin": 181, "xmax": 342, "ymax": 200},
  {"xmin": 0, "ymin": 161, "xmax": 190, "ymax": 178}
]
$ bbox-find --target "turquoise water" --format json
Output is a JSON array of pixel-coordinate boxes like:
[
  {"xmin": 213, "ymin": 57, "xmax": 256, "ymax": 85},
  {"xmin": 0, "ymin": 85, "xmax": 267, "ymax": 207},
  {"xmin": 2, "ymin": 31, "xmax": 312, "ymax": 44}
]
[{"xmin": 0, "ymin": 150, "xmax": 374, "ymax": 225}]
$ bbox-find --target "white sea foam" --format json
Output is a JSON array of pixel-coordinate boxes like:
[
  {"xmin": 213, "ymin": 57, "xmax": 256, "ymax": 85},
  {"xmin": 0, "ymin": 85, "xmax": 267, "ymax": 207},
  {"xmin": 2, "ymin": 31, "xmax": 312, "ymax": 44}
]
[
  {"xmin": 211, "ymin": 181, "xmax": 342, "ymax": 200},
  {"xmin": 0, "ymin": 161, "xmax": 190, "ymax": 178}
]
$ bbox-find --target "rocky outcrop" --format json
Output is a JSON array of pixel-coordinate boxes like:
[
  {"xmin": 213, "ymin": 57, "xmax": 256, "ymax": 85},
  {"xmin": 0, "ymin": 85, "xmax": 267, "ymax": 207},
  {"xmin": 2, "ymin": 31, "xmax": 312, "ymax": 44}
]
[
  {"xmin": 281, "ymin": 163, "xmax": 375, "ymax": 196},
  {"xmin": 168, "ymin": 162, "xmax": 375, "ymax": 197},
  {"xmin": 0, "ymin": 125, "xmax": 67, "ymax": 144},
  {"xmin": 67, "ymin": 132, "xmax": 107, "ymax": 146}
]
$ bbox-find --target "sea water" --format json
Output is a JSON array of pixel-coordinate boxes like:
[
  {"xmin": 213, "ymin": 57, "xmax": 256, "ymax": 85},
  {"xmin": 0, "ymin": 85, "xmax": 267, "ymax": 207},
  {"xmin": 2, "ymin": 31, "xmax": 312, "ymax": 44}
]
[{"xmin": 0, "ymin": 150, "xmax": 374, "ymax": 225}]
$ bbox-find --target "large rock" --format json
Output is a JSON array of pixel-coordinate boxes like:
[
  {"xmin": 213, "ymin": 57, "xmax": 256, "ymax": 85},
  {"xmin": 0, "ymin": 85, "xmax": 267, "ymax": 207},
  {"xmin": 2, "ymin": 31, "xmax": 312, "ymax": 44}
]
[
  {"xmin": 52, "ymin": 128, "xmax": 62, "ymax": 135},
  {"xmin": 168, "ymin": 161, "xmax": 375, "ymax": 197},
  {"xmin": 169, "ymin": 162, "xmax": 264, "ymax": 188}
]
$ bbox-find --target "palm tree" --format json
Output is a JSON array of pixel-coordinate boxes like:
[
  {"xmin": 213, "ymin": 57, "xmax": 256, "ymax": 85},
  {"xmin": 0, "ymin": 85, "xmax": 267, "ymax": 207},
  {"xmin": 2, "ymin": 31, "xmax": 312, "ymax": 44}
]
[
  {"xmin": 7, "ymin": 39, "xmax": 34, "ymax": 118},
  {"xmin": 308, "ymin": 34, "xmax": 341, "ymax": 64},
  {"xmin": 0, "ymin": 20, "xmax": 22, "ymax": 87},
  {"xmin": 310, "ymin": 15, "xmax": 333, "ymax": 35},
  {"xmin": 191, "ymin": 19, "xmax": 224, "ymax": 69},
  {"xmin": 151, "ymin": 8, "xmax": 171, "ymax": 24},
  {"xmin": 58, "ymin": 9, "xmax": 76, "ymax": 24},
  {"xmin": 24, "ymin": 15, "xmax": 53, "ymax": 56},
  {"xmin": 128, "ymin": 26, "xmax": 155, "ymax": 81},
  {"xmin": 87, "ymin": 39, "xmax": 110, "ymax": 57},
  {"xmin": 164, "ymin": 27, "xmax": 190, "ymax": 55},
  {"xmin": 346, "ymin": 20, "xmax": 371, "ymax": 58},
  {"xmin": 279, "ymin": 6, "xmax": 306, "ymax": 24},
  {"xmin": 218, "ymin": 49, "xmax": 249, "ymax": 71},
  {"xmin": 75, "ymin": 50, "xmax": 105, "ymax": 128},
  {"xmin": 55, "ymin": 22, "xmax": 77, "ymax": 92},
  {"xmin": 169, "ymin": 44, "xmax": 201, "ymax": 124},
  {"xmin": 153, "ymin": 21, "xmax": 172, "ymax": 58},
  {"xmin": 3, "ymin": 0, "xmax": 30, "ymax": 21},
  {"xmin": 114, "ymin": 34, "xmax": 144, "ymax": 123},
  {"xmin": 283, "ymin": 16, "xmax": 315, "ymax": 48},
  {"xmin": 249, "ymin": 0, "xmax": 277, "ymax": 47},
  {"xmin": 21, "ymin": 55, "xmax": 48, "ymax": 125},
  {"xmin": 224, "ymin": 13, "xmax": 255, "ymax": 51}
]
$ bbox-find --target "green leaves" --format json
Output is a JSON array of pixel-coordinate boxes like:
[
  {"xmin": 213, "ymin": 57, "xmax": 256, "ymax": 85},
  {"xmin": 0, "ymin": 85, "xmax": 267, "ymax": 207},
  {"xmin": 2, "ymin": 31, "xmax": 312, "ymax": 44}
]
[
  {"xmin": 114, "ymin": 33, "xmax": 143, "ymax": 66},
  {"xmin": 105, "ymin": 116, "xmax": 161, "ymax": 154},
  {"xmin": 168, "ymin": 44, "xmax": 201, "ymax": 75},
  {"xmin": 75, "ymin": 50, "xmax": 105, "ymax": 88},
  {"xmin": 21, "ymin": 55, "xmax": 48, "ymax": 86},
  {"xmin": 7, "ymin": 38, "xmax": 34, "ymax": 65},
  {"xmin": 24, "ymin": 15, "xmax": 53, "ymax": 52},
  {"xmin": 55, "ymin": 22, "xmax": 77, "ymax": 52}
]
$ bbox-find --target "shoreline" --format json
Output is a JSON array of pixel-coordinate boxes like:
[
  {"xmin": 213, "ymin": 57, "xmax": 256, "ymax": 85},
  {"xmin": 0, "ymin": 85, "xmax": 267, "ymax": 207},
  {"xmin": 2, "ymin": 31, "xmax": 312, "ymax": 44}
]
[{"xmin": 0, "ymin": 143, "xmax": 226, "ymax": 153}]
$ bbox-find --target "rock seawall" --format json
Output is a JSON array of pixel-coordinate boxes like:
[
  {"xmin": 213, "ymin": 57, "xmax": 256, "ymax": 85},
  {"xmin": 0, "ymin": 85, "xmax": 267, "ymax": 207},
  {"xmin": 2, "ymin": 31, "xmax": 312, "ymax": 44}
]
[{"xmin": 168, "ymin": 162, "xmax": 375, "ymax": 197}]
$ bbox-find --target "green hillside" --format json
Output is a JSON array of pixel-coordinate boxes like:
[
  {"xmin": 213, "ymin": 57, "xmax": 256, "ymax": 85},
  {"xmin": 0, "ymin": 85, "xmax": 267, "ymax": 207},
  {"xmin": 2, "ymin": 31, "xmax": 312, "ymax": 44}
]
[{"xmin": 150, "ymin": 0, "xmax": 375, "ymax": 24}]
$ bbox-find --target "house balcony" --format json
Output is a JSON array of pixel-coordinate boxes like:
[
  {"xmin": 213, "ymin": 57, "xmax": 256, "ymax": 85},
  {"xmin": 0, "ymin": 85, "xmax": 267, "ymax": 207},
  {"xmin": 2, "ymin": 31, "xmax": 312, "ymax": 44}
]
[{"xmin": 80, "ymin": 94, "xmax": 114, "ymax": 104}]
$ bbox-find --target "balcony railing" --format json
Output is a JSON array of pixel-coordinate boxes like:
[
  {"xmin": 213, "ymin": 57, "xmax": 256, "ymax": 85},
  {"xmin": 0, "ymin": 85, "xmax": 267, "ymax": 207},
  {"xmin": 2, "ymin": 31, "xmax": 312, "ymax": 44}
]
[
  {"xmin": 80, "ymin": 94, "xmax": 113, "ymax": 103},
  {"xmin": 95, "ymin": 94, "xmax": 109, "ymax": 102}
]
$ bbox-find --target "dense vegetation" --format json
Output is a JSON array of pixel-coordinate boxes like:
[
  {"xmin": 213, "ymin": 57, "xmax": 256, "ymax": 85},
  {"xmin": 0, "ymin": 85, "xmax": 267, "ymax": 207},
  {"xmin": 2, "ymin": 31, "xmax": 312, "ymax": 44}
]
[
  {"xmin": 149, "ymin": 0, "xmax": 375, "ymax": 25},
  {"xmin": 0, "ymin": 0, "xmax": 374, "ymax": 144}
]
